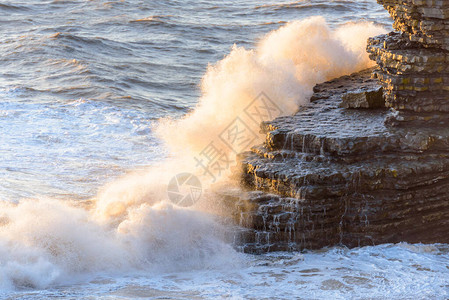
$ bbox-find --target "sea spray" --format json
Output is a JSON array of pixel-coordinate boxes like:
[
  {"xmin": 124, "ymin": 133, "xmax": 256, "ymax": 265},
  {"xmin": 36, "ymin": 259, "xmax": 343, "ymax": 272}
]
[
  {"xmin": 0, "ymin": 17, "xmax": 386, "ymax": 289},
  {"xmin": 0, "ymin": 197, "xmax": 236, "ymax": 290},
  {"xmin": 157, "ymin": 16, "xmax": 385, "ymax": 160},
  {"xmin": 101, "ymin": 18, "xmax": 386, "ymax": 212}
]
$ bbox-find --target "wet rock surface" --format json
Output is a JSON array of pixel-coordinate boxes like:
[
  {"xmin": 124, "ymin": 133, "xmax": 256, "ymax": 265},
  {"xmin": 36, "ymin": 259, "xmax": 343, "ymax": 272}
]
[{"xmin": 223, "ymin": 68, "xmax": 449, "ymax": 253}]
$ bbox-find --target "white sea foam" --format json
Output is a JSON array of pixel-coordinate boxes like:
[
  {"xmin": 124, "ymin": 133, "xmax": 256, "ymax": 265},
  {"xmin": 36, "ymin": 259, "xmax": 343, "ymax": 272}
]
[
  {"xmin": 4, "ymin": 244, "xmax": 449, "ymax": 299},
  {"xmin": 0, "ymin": 198, "xmax": 238, "ymax": 290}
]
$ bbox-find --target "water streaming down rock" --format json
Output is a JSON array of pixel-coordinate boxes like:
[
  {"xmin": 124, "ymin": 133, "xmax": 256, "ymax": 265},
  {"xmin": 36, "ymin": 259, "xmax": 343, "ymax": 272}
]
[{"xmin": 223, "ymin": 0, "xmax": 449, "ymax": 253}]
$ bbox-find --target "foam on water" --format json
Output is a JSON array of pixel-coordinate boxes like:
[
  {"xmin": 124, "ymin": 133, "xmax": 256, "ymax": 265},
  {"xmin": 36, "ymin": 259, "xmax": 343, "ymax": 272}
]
[
  {"xmin": 0, "ymin": 95, "xmax": 162, "ymax": 201},
  {"xmin": 0, "ymin": 198, "xmax": 239, "ymax": 290},
  {"xmin": 4, "ymin": 244, "xmax": 448, "ymax": 299}
]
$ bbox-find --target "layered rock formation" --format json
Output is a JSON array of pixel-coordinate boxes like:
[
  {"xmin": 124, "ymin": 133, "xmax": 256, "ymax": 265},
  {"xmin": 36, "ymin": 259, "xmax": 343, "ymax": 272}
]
[
  {"xmin": 224, "ymin": 1, "xmax": 449, "ymax": 253},
  {"xmin": 367, "ymin": 0, "xmax": 449, "ymax": 125},
  {"xmin": 380, "ymin": 0, "xmax": 449, "ymax": 50}
]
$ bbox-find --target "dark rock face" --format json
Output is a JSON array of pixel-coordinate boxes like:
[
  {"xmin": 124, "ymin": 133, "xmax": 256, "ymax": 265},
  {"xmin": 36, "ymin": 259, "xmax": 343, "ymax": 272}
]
[
  {"xmin": 227, "ymin": 69, "xmax": 449, "ymax": 253},
  {"xmin": 223, "ymin": 0, "xmax": 449, "ymax": 253}
]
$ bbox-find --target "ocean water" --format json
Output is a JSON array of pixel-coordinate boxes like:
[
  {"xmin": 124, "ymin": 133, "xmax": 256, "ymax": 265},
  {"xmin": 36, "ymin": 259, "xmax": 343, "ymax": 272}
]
[{"xmin": 1, "ymin": 0, "xmax": 449, "ymax": 299}]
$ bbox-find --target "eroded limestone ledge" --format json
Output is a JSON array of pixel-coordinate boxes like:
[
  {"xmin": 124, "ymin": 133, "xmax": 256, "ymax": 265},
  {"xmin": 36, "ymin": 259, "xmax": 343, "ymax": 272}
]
[{"xmin": 225, "ymin": 69, "xmax": 449, "ymax": 253}]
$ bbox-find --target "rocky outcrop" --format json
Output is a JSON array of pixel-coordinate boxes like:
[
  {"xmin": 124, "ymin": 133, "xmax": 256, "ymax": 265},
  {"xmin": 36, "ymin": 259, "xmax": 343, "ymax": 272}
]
[
  {"xmin": 379, "ymin": 0, "xmax": 449, "ymax": 50},
  {"xmin": 225, "ymin": 0, "xmax": 449, "ymax": 253},
  {"xmin": 367, "ymin": 0, "xmax": 449, "ymax": 125},
  {"xmin": 225, "ymin": 69, "xmax": 449, "ymax": 253}
]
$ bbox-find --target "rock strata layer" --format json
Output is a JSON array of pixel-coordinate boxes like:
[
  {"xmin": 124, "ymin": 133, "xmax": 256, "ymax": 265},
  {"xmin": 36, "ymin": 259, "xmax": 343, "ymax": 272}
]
[
  {"xmin": 225, "ymin": 69, "xmax": 449, "ymax": 253},
  {"xmin": 367, "ymin": 0, "xmax": 449, "ymax": 125},
  {"xmin": 379, "ymin": 0, "xmax": 449, "ymax": 51}
]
